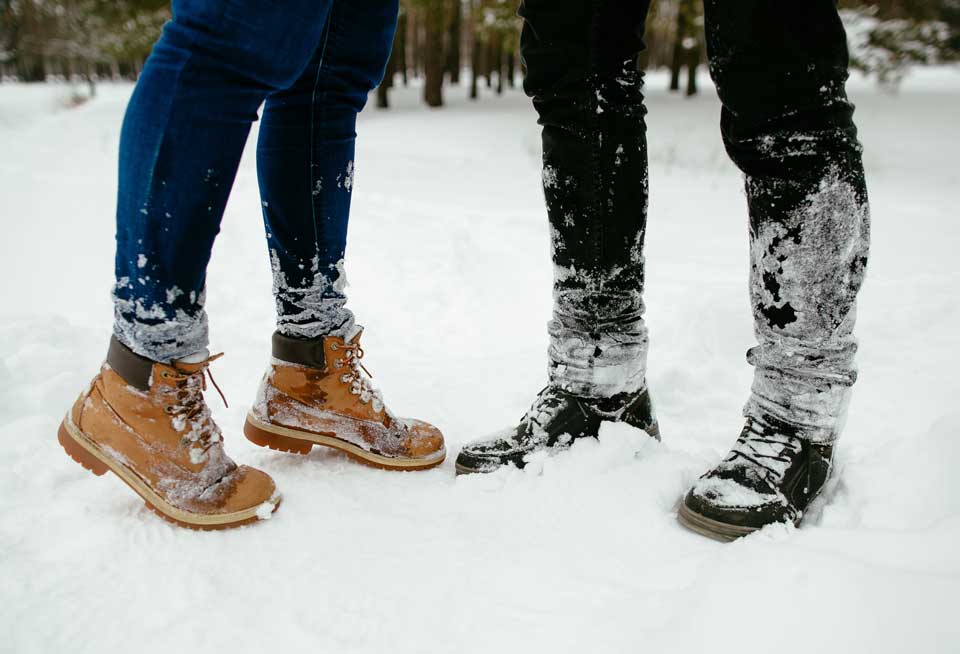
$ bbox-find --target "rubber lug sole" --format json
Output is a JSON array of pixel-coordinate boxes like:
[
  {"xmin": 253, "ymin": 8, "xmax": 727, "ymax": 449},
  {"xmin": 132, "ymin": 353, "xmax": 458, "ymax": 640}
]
[
  {"xmin": 676, "ymin": 501, "xmax": 762, "ymax": 542},
  {"xmin": 59, "ymin": 422, "xmax": 110, "ymax": 476},
  {"xmin": 678, "ymin": 462, "xmax": 836, "ymax": 542},
  {"xmin": 454, "ymin": 461, "xmax": 504, "ymax": 476},
  {"xmin": 58, "ymin": 417, "xmax": 280, "ymax": 530},
  {"xmin": 244, "ymin": 413, "xmax": 445, "ymax": 472}
]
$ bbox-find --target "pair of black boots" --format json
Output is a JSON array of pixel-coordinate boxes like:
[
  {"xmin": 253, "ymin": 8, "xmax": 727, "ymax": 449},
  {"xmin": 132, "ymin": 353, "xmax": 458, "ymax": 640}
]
[{"xmin": 455, "ymin": 386, "xmax": 833, "ymax": 542}]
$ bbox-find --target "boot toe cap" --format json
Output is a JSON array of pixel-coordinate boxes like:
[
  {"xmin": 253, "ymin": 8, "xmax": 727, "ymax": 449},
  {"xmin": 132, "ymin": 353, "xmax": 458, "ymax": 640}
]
[
  {"xmin": 403, "ymin": 420, "xmax": 445, "ymax": 458},
  {"xmin": 455, "ymin": 429, "xmax": 530, "ymax": 474},
  {"xmin": 218, "ymin": 465, "xmax": 279, "ymax": 515},
  {"xmin": 681, "ymin": 480, "xmax": 795, "ymax": 533}
]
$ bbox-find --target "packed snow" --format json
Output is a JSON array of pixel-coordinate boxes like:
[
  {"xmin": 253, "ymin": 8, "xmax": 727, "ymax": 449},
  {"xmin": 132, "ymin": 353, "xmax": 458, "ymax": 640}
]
[{"xmin": 1, "ymin": 69, "xmax": 959, "ymax": 653}]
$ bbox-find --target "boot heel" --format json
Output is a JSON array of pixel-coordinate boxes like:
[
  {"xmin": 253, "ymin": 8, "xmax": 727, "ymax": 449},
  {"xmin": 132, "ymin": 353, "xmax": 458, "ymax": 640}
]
[
  {"xmin": 244, "ymin": 419, "xmax": 313, "ymax": 455},
  {"xmin": 58, "ymin": 421, "xmax": 109, "ymax": 476}
]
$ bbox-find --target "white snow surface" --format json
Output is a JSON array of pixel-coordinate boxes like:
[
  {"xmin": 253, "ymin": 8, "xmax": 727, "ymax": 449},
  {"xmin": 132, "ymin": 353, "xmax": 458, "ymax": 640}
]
[{"xmin": 1, "ymin": 69, "xmax": 959, "ymax": 653}]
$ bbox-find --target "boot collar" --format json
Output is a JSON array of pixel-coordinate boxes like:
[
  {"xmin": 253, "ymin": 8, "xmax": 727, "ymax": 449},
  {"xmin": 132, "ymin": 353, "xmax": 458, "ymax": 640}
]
[
  {"xmin": 271, "ymin": 329, "xmax": 364, "ymax": 371},
  {"xmin": 106, "ymin": 336, "xmax": 153, "ymax": 391}
]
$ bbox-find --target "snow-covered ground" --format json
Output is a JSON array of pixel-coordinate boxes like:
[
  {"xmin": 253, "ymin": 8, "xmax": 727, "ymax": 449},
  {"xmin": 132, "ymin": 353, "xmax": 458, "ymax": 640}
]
[{"xmin": 2, "ymin": 68, "xmax": 959, "ymax": 653}]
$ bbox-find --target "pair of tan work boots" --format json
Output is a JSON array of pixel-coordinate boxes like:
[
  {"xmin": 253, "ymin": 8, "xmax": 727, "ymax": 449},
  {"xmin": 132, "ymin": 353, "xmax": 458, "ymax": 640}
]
[{"xmin": 58, "ymin": 330, "xmax": 446, "ymax": 530}]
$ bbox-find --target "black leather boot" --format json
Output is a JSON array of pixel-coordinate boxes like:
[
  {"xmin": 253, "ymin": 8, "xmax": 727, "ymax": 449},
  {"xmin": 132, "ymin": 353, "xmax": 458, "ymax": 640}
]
[
  {"xmin": 455, "ymin": 386, "xmax": 659, "ymax": 475},
  {"xmin": 678, "ymin": 415, "xmax": 834, "ymax": 541}
]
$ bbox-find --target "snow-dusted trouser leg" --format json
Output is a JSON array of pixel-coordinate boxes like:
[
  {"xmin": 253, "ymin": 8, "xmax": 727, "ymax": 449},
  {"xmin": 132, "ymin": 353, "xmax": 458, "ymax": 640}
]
[
  {"xmin": 112, "ymin": 0, "xmax": 335, "ymax": 362},
  {"xmin": 744, "ymin": 167, "xmax": 869, "ymax": 443},
  {"xmin": 112, "ymin": 0, "xmax": 398, "ymax": 361},
  {"xmin": 257, "ymin": 0, "xmax": 399, "ymax": 341},
  {"xmin": 519, "ymin": 0, "xmax": 654, "ymax": 399},
  {"xmin": 703, "ymin": 0, "xmax": 870, "ymax": 442}
]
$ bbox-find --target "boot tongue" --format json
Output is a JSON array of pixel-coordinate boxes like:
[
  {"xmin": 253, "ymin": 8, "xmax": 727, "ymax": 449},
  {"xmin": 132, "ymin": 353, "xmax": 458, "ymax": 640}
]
[
  {"xmin": 173, "ymin": 348, "xmax": 211, "ymax": 374},
  {"xmin": 345, "ymin": 324, "xmax": 364, "ymax": 345}
]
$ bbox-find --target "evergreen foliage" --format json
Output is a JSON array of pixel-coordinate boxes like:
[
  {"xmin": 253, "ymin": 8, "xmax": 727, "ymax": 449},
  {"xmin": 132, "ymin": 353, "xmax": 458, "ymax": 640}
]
[{"xmin": 1, "ymin": 1, "xmax": 955, "ymax": 99}]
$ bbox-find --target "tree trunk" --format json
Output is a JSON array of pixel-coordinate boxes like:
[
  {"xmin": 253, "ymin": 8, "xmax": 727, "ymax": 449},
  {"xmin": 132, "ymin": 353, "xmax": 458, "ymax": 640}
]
[
  {"xmin": 410, "ymin": 6, "xmax": 422, "ymax": 79},
  {"xmin": 398, "ymin": 11, "xmax": 409, "ymax": 85},
  {"xmin": 494, "ymin": 35, "xmax": 504, "ymax": 95},
  {"xmin": 506, "ymin": 50, "xmax": 516, "ymax": 88},
  {"xmin": 20, "ymin": 56, "xmax": 46, "ymax": 82},
  {"xmin": 376, "ymin": 26, "xmax": 402, "ymax": 109},
  {"xmin": 467, "ymin": 0, "xmax": 479, "ymax": 99},
  {"xmin": 484, "ymin": 40, "xmax": 493, "ymax": 88},
  {"xmin": 445, "ymin": 0, "xmax": 462, "ymax": 84},
  {"xmin": 685, "ymin": 41, "xmax": 699, "ymax": 96},
  {"xmin": 422, "ymin": 0, "xmax": 445, "ymax": 107},
  {"xmin": 669, "ymin": 1, "xmax": 689, "ymax": 92},
  {"xmin": 469, "ymin": 28, "xmax": 480, "ymax": 99},
  {"xmin": 84, "ymin": 60, "xmax": 96, "ymax": 98}
]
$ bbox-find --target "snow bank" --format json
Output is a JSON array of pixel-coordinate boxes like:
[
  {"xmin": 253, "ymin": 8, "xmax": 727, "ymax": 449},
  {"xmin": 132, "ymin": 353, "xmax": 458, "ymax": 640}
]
[{"xmin": 1, "ymin": 71, "xmax": 959, "ymax": 653}]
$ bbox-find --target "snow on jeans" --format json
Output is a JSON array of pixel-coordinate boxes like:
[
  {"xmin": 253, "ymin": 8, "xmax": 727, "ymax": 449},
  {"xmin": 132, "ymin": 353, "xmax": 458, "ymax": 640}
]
[
  {"xmin": 520, "ymin": 0, "xmax": 870, "ymax": 442},
  {"xmin": 112, "ymin": 0, "xmax": 399, "ymax": 362}
]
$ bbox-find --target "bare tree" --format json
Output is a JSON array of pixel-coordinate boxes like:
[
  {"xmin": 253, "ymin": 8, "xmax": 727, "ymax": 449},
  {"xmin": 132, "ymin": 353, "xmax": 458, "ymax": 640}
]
[
  {"xmin": 445, "ymin": 0, "xmax": 462, "ymax": 84},
  {"xmin": 420, "ymin": 0, "xmax": 446, "ymax": 106}
]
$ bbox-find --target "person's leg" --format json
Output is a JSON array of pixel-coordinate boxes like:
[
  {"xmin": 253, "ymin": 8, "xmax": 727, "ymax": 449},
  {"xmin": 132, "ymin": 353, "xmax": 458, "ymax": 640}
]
[
  {"xmin": 244, "ymin": 0, "xmax": 445, "ymax": 471},
  {"xmin": 456, "ymin": 0, "xmax": 658, "ymax": 475},
  {"xmin": 256, "ymin": 0, "xmax": 400, "ymax": 339},
  {"xmin": 61, "ymin": 0, "xmax": 332, "ymax": 529},
  {"xmin": 679, "ymin": 0, "xmax": 870, "ymax": 540},
  {"xmin": 113, "ymin": 0, "xmax": 331, "ymax": 362},
  {"xmin": 529, "ymin": 0, "xmax": 652, "ymax": 400}
]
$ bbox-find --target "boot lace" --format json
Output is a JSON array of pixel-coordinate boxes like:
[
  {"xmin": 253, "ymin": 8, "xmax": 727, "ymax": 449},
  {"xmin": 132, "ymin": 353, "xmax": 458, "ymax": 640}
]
[
  {"xmin": 160, "ymin": 353, "xmax": 228, "ymax": 456},
  {"xmin": 723, "ymin": 417, "xmax": 803, "ymax": 487},
  {"xmin": 331, "ymin": 342, "xmax": 385, "ymax": 413},
  {"xmin": 522, "ymin": 387, "xmax": 567, "ymax": 438}
]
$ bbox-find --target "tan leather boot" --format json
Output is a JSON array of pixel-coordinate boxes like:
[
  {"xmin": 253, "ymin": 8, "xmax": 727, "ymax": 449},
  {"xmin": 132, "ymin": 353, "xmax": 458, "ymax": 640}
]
[
  {"xmin": 58, "ymin": 337, "xmax": 281, "ymax": 529},
  {"xmin": 245, "ymin": 329, "xmax": 446, "ymax": 470}
]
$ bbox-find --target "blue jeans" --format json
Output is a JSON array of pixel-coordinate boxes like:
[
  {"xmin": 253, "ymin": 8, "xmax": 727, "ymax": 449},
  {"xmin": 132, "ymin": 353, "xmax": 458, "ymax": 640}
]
[{"xmin": 112, "ymin": 0, "xmax": 398, "ymax": 362}]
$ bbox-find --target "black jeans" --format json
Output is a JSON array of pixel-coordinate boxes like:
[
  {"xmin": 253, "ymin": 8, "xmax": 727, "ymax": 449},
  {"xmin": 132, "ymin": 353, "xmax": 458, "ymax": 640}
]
[{"xmin": 520, "ymin": 0, "xmax": 870, "ymax": 442}]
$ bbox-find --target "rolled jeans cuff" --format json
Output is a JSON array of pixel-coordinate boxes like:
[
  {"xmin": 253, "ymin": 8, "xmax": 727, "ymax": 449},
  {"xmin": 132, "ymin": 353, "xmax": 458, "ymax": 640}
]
[{"xmin": 547, "ymin": 319, "xmax": 648, "ymax": 398}]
